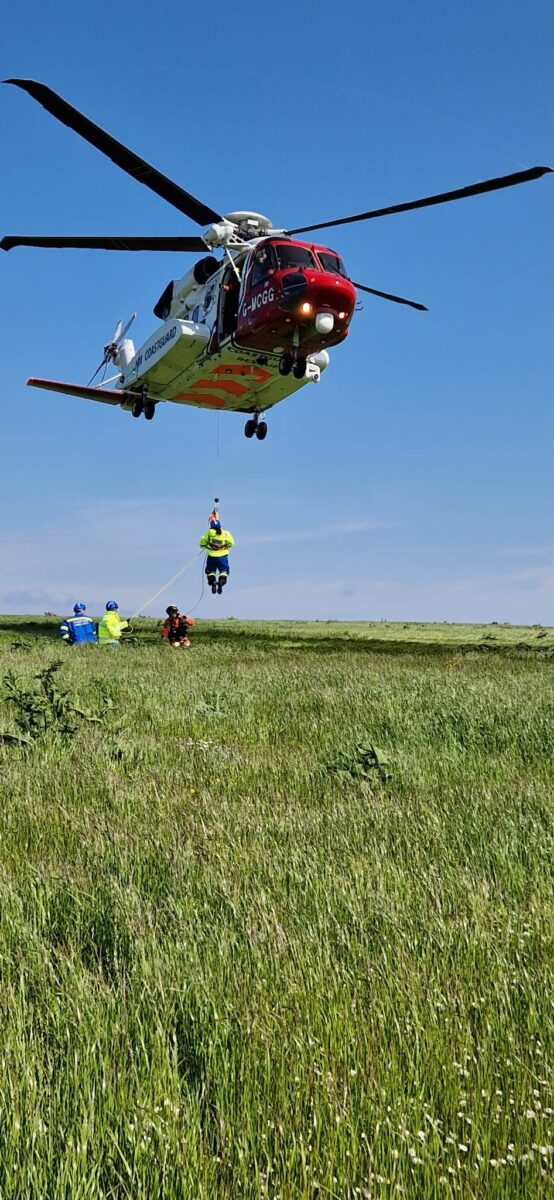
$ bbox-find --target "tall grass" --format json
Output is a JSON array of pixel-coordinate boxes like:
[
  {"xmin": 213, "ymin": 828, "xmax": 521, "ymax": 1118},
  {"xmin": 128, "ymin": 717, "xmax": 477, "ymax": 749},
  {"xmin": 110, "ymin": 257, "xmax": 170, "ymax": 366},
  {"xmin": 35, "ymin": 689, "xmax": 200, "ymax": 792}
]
[{"xmin": 0, "ymin": 616, "xmax": 553, "ymax": 1197}]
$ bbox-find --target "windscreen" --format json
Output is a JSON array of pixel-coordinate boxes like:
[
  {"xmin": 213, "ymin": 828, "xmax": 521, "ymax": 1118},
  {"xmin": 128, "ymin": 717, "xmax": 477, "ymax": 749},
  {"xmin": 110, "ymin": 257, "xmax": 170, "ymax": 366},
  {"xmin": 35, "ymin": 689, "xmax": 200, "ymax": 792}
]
[
  {"xmin": 274, "ymin": 244, "xmax": 317, "ymax": 270},
  {"xmin": 317, "ymin": 250, "xmax": 347, "ymax": 277}
]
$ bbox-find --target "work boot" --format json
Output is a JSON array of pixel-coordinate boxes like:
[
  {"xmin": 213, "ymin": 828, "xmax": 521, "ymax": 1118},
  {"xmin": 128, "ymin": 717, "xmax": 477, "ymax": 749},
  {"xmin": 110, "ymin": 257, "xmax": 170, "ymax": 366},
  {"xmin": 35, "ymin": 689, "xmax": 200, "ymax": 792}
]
[
  {"xmin": 217, "ymin": 580, "xmax": 223, "ymax": 594},
  {"xmin": 211, "ymin": 583, "xmax": 217, "ymax": 594}
]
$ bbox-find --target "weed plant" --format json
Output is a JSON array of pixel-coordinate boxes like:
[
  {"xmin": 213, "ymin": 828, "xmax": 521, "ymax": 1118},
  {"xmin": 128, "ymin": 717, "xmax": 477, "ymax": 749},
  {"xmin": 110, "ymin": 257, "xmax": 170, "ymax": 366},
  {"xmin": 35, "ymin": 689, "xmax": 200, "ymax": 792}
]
[{"xmin": 0, "ymin": 616, "xmax": 553, "ymax": 1197}]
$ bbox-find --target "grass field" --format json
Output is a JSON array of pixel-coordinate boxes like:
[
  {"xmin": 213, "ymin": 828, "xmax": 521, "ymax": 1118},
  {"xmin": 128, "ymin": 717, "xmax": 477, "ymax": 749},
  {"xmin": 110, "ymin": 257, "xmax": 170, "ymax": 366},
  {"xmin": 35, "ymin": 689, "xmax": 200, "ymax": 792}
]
[{"xmin": 1, "ymin": 614, "xmax": 554, "ymax": 1198}]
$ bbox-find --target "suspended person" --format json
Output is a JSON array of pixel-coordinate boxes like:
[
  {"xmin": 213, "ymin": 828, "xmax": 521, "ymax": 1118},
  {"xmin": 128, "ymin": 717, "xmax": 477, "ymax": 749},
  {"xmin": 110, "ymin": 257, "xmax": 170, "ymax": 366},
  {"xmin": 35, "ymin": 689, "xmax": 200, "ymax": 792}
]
[
  {"xmin": 98, "ymin": 600, "xmax": 131, "ymax": 647},
  {"xmin": 60, "ymin": 602, "xmax": 97, "ymax": 645},
  {"xmin": 161, "ymin": 605, "xmax": 195, "ymax": 648},
  {"xmin": 199, "ymin": 518, "xmax": 235, "ymax": 594}
]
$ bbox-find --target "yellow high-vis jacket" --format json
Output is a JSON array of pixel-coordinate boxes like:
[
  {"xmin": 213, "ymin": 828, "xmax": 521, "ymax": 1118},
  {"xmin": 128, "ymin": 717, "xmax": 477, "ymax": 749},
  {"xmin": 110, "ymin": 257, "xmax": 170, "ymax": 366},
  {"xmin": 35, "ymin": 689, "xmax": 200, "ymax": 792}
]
[
  {"xmin": 98, "ymin": 611, "xmax": 129, "ymax": 646},
  {"xmin": 199, "ymin": 529, "xmax": 235, "ymax": 557}
]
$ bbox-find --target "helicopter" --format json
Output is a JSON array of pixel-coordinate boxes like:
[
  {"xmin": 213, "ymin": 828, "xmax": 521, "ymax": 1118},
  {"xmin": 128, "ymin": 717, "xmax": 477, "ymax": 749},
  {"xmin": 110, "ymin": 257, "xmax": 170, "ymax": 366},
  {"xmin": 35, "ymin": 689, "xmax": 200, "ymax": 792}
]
[{"xmin": 2, "ymin": 79, "xmax": 552, "ymax": 441}]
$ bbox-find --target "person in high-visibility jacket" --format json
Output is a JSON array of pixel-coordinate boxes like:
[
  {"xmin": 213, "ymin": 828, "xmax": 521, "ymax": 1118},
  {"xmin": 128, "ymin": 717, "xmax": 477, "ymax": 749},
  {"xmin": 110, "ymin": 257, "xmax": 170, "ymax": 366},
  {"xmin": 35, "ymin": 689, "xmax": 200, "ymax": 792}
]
[
  {"xmin": 199, "ymin": 519, "xmax": 235, "ymax": 594},
  {"xmin": 98, "ymin": 600, "xmax": 130, "ymax": 646}
]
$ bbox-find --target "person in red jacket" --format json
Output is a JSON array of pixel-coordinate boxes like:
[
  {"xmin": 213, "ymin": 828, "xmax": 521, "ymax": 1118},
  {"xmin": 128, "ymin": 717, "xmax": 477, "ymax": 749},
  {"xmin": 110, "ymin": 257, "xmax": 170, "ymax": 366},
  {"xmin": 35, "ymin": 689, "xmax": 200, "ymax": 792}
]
[{"xmin": 161, "ymin": 605, "xmax": 195, "ymax": 648}]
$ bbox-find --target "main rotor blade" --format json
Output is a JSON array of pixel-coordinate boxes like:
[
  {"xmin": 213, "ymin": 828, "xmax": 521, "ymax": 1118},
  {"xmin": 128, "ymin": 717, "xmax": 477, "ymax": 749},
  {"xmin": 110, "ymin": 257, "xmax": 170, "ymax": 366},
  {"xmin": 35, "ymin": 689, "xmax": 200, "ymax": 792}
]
[
  {"xmin": 4, "ymin": 79, "xmax": 222, "ymax": 226},
  {"xmin": 286, "ymin": 166, "xmax": 553, "ymax": 236},
  {"xmin": 352, "ymin": 281, "xmax": 427, "ymax": 311},
  {"xmin": 0, "ymin": 235, "xmax": 209, "ymax": 252}
]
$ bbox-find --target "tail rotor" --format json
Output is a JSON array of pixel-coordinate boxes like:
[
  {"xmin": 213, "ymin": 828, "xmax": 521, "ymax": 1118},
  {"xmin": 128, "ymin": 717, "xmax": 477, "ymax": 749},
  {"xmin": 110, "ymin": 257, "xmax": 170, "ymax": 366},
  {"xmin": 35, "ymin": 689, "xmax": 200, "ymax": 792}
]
[{"xmin": 88, "ymin": 312, "xmax": 137, "ymax": 384}]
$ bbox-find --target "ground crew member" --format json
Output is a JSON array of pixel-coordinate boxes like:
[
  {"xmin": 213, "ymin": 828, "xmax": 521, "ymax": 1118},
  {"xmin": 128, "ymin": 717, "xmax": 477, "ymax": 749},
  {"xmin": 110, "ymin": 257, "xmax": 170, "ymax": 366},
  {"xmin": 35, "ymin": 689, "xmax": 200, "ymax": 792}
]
[
  {"xmin": 161, "ymin": 605, "xmax": 195, "ymax": 647},
  {"xmin": 60, "ymin": 602, "xmax": 97, "ymax": 645},
  {"xmin": 199, "ymin": 519, "xmax": 235, "ymax": 594},
  {"xmin": 98, "ymin": 600, "xmax": 130, "ymax": 646}
]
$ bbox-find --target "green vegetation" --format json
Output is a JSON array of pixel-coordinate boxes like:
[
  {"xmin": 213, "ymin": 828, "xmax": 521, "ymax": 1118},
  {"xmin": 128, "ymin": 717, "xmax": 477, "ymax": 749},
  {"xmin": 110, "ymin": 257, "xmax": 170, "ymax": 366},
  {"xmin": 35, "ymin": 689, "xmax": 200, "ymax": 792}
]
[{"xmin": 1, "ymin": 614, "xmax": 553, "ymax": 1198}]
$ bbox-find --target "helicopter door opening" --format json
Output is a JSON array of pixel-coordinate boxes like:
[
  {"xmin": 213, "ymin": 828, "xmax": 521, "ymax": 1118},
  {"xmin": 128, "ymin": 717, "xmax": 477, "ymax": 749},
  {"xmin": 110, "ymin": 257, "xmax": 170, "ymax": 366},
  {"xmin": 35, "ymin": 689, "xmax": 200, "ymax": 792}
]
[{"xmin": 217, "ymin": 265, "xmax": 240, "ymax": 343}]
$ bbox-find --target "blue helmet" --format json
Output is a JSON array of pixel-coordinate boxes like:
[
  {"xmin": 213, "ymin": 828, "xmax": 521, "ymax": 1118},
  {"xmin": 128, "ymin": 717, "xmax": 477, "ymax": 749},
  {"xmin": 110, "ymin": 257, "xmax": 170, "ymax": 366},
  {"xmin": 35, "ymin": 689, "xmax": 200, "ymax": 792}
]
[
  {"xmin": 73, "ymin": 602, "xmax": 86, "ymax": 614},
  {"xmin": 210, "ymin": 519, "xmax": 221, "ymax": 532},
  {"xmin": 106, "ymin": 600, "xmax": 119, "ymax": 611}
]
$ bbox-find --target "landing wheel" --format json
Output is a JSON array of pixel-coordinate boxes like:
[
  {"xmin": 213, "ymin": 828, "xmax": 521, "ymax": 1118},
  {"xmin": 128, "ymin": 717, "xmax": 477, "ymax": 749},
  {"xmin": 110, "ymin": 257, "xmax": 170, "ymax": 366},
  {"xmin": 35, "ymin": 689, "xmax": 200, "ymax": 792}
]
[
  {"xmin": 279, "ymin": 353, "xmax": 293, "ymax": 376},
  {"xmin": 244, "ymin": 418, "xmax": 256, "ymax": 438},
  {"xmin": 255, "ymin": 421, "xmax": 268, "ymax": 441},
  {"xmin": 293, "ymin": 356, "xmax": 307, "ymax": 380},
  {"xmin": 131, "ymin": 397, "xmax": 143, "ymax": 418},
  {"xmin": 144, "ymin": 400, "xmax": 156, "ymax": 421}
]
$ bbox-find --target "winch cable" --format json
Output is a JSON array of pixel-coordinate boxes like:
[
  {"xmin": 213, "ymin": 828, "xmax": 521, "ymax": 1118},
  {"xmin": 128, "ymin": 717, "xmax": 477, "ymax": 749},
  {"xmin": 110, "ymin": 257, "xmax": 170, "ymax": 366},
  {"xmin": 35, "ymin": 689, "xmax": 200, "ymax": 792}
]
[
  {"xmin": 186, "ymin": 554, "xmax": 207, "ymax": 615},
  {"xmin": 129, "ymin": 550, "xmax": 203, "ymax": 620},
  {"xmin": 130, "ymin": 467, "xmax": 228, "ymax": 621}
]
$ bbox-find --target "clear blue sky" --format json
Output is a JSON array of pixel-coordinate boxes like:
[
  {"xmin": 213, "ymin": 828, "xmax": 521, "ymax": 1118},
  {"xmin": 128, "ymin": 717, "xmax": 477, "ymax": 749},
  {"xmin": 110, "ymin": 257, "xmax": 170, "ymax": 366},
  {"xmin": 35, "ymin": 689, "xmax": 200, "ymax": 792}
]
[{"xmin": 1, "ymin": 0, "xmax": 553, "ymax": 621}]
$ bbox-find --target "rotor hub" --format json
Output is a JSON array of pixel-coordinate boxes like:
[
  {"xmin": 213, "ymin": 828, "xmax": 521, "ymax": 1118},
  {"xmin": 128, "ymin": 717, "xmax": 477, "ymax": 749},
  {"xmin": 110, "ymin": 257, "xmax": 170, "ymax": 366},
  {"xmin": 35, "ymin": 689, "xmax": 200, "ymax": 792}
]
[
  {"xmin": 224, "ymin": 212, "xmax": 273, "ymax": 237},
  {"xmin": 203, "ymin": 212, "xmax": 275, "ymax": 249}
]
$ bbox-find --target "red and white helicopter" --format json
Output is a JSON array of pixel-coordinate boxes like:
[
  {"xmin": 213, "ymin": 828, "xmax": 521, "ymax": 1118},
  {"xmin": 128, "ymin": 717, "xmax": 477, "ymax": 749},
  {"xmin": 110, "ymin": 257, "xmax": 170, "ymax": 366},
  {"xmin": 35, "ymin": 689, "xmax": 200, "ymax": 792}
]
[{"xmin": 3, "ymin": 79, "xmax": 551, "ymax": 440}]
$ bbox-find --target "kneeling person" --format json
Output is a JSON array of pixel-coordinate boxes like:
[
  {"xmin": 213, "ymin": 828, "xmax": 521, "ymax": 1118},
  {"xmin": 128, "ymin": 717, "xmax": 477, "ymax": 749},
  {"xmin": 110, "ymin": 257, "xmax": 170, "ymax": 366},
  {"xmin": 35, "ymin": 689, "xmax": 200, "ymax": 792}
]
[
  {"xmin": 98, "ymin": 600, "xmax": 130, "ymax": 647},
  {"xmin": 162, "ymin": 605, "xmax": 195, "ymax": 648},
  {"xmin": 60, "ymin": 602, "xmax": 97, "ymax": 645}
]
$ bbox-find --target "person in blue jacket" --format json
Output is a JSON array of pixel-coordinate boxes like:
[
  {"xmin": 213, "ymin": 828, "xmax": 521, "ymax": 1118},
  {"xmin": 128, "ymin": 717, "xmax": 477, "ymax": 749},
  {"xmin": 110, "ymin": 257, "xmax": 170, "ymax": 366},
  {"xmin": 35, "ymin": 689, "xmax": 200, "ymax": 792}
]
[{"xmin": 60, "ymin": 603, "xmax": 97, "ymax": 645}]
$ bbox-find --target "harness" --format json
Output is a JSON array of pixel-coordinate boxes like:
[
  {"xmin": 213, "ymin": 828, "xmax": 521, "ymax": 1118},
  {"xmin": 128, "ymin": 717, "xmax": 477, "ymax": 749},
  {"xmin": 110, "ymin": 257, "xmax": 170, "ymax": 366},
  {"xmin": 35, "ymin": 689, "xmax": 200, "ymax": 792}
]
[{"xmin": 168, "ymin": 614, "xmax": 190, "ymax": 636}]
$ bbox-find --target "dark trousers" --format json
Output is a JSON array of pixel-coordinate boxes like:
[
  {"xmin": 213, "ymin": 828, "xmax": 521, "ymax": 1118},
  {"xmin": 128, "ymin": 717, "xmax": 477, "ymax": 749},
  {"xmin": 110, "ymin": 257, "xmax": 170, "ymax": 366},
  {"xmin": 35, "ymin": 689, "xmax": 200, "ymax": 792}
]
[{"xmin": 206, "ymin": 554, "xmax": 229, "ymax": 582}]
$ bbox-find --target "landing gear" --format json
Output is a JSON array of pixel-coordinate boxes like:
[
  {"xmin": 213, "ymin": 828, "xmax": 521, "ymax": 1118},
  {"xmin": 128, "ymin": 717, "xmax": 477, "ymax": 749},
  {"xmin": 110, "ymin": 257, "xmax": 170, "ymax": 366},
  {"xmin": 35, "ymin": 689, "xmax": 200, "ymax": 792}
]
[
  {"xmin": 280, "ymin": 351, "xmax": 307, "ymax": 379},
  {"xmin": 130, "ymin": 389, "xmax": 156, "ymax": 420},
  {"xmin": 280, "ymin": 329, "xmax": 307, "ymax": 379},
  {"xmin": 244, "ymin": 413, "xmax": 268, "ymax": 441}
]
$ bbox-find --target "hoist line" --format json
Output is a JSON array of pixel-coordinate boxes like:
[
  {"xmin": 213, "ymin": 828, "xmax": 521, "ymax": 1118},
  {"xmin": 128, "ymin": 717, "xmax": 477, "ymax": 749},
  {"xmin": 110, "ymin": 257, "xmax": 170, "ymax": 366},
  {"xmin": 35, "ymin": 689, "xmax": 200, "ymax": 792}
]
[
  {"xmin": 187, "ymin": 555, "xmax": 207, "ymax": 615},
  {"xmin": 129, "ymin": 551, "xmax": 203, "ymax": 619}
]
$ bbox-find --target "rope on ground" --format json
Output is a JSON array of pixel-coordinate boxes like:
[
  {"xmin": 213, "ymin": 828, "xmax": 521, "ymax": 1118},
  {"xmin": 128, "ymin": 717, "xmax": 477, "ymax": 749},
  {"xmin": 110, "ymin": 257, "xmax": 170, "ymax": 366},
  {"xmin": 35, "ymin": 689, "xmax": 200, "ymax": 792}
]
[{"xmin": 129, "ymin": 551, "xmax": 203, "ymax": 620}]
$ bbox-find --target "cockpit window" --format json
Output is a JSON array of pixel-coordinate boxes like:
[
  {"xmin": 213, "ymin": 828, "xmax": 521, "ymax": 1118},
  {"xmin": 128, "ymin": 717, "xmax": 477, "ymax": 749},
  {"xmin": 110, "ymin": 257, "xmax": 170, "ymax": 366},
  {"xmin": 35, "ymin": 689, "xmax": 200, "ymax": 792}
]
[
  {"xmin": 251, "ymin": 244, "xmax": 277, "ymax": 285},
  {"xmin": 317, "ymin": 250, "xmax": 347, "ymax": 277},
  {"xmin": 274, "ymin": 243, "xmax": 317, "ymax": 271}
]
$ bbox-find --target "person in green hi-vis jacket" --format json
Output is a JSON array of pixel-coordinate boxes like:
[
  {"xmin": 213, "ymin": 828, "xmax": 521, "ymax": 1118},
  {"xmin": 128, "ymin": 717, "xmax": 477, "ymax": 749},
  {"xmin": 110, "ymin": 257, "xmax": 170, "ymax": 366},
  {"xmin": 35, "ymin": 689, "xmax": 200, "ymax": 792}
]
[{"xmin": 98, "ymin": 600, "xmax": 130, "ymax": 646}]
